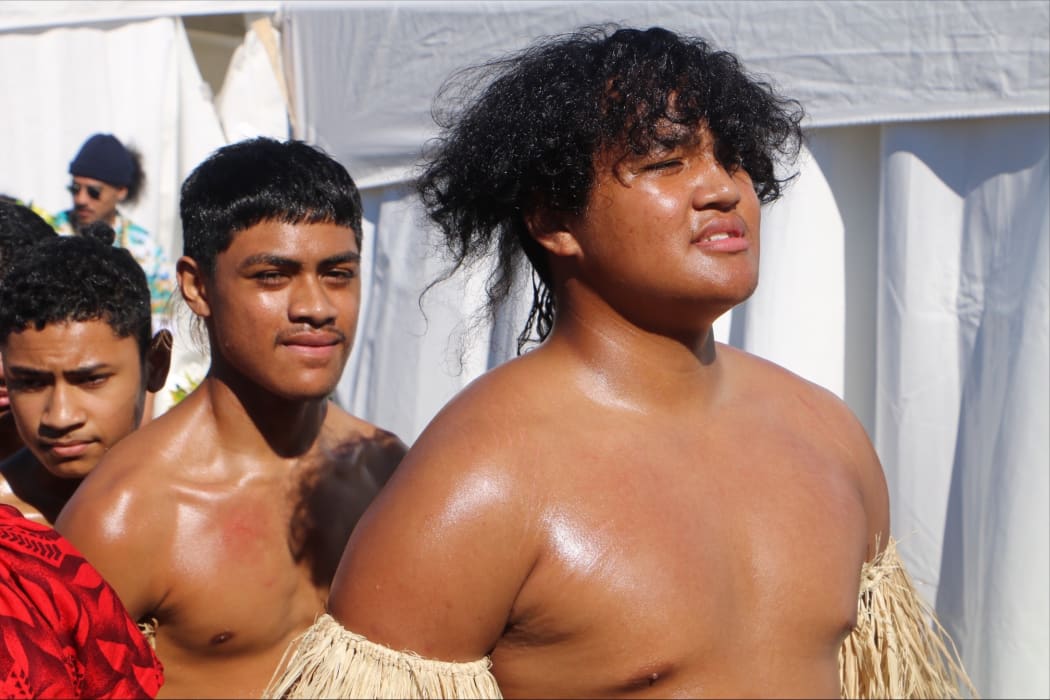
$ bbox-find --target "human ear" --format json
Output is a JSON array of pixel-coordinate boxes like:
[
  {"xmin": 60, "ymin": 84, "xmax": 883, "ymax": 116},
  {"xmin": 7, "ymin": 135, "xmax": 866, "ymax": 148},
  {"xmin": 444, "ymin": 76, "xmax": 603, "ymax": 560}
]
[
  {"xmin": 524, "ymin": 208, "xmax": 582, "ymax": 259},
  {"xmin": 145, "ymin": 330, "xmax": 172, "ymax": 393},
  {"xmin": 116, "ymin": 186, "xmax": 128, "ymax": 203},
  {"xmin": 177, "ymin": 257, "xmax": 211, "ymax": 318}
]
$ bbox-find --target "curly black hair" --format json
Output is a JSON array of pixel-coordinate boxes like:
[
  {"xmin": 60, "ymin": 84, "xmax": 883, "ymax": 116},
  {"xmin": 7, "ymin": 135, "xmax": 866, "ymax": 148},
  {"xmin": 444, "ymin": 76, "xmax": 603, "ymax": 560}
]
[
  {"xmin": 0, "ymin": 221, "xmax": 152, "ymax": 358},
  {"xmin": 124, "ymin": 145, "xmax": 146, "ymax": 205},
  {"xmin": 0, "ymin": 201, "xmax": 57, "ymax": 283},
  {"xmin": 180, "ymin": 137, "xmax": 363, "ymax": 275},
  {"xmin": 417, "ymin": 25, "xmax": 805, "ymax": 351}
]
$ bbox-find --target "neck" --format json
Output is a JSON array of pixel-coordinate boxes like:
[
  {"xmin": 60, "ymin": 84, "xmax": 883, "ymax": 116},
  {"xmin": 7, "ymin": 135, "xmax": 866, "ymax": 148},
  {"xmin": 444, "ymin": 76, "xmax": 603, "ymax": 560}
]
[
  {"xmin": 0, "ymin": 449, "xmax": 82, "ymax": 524},
  {"xmin": 200, "ymin": 363, "xmax": 330, "ymax": 459},
  {"xmin": 544, "ymin": 282, "xmax": 725, "ymax": 412},
  {"xmin": 0, "ymin": 414, "xmax": 23, "ymax": 462}
]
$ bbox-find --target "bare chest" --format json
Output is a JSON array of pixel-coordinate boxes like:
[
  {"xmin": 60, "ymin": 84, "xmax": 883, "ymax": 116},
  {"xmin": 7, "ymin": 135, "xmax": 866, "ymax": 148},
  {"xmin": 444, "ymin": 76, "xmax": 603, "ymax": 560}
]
[
  {"xmin": 495, "ymin": 420, "xmax": 868, "ymax": 696},
  {"xmin": 154, "ymin": 486, "xmax": 326, "ymax": 658}
]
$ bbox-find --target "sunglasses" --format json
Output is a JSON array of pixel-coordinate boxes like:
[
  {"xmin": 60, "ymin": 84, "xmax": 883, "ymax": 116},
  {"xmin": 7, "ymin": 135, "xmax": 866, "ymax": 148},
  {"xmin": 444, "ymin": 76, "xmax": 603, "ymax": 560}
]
[{"xmin": 67, "ymin": 183, "xmax": 103, "ymax": 200}]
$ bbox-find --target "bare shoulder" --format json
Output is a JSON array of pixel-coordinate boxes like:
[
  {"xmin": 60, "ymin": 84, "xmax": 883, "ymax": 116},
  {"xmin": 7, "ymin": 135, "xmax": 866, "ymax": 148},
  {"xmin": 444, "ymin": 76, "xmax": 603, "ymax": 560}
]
[
  {"xmin": 55, "ymin": 399, "xmax": 204, "ymax": 615},
  {"xmin": 329, "ymin": 358, "xmax": 547, "ymax": 660},
  {"xmin": 721, "ymin": 344, "xmax": 890, "ymax": 550}
]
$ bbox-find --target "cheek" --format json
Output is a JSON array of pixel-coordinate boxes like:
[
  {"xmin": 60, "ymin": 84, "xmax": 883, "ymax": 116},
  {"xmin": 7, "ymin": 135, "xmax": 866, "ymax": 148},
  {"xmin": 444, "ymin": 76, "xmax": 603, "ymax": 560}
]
[
  {"xmin": 93, "ymin": 384, "xmax": 145, "ymax": 442},
  {"xmin": 9, "ymin": 395, "xmax": 44, "ymax": 428}
]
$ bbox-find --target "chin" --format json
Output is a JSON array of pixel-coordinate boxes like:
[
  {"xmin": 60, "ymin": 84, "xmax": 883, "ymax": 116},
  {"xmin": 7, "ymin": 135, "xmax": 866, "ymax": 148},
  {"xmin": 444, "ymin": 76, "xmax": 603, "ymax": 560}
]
[
  {"xmin": 271, "ymin": 380, "xmax": 340, "ymax": 403},
  {"xmin": 42, "ymin": 459, "xmax": 95, "ymax": 480}
]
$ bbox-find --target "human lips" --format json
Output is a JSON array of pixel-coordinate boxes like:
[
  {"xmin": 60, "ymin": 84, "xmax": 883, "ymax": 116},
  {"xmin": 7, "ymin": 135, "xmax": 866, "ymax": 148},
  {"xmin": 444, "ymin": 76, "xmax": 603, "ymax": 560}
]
[
  {"xmin": 40, "ymin": 439, "xmax": 96, "ymax": 459},
  {"xmin": 279, "ymin": 331, "xmax": 345, "ymax": 359},
  {"xmin": 693, "ymin": 217, "xmax": 749, "ymax": 252}
]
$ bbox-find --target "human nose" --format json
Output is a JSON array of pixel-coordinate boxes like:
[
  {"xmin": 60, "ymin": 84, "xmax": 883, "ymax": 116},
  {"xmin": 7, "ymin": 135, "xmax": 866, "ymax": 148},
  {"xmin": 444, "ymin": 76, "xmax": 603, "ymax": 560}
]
[
  {"xmin": 288, "ymin": 276, "xmax": 338, "ymax": 327},
  {"xmin": 691, "ymin": 159, "xmax": 743, "ymax": 211},
  {"xmin": 72, "ymin": 187, "xmax": 92, "ymax": 207},
  {"xmin": 40, "ymin": 383, "xmax": 86, "ymax": 436}
]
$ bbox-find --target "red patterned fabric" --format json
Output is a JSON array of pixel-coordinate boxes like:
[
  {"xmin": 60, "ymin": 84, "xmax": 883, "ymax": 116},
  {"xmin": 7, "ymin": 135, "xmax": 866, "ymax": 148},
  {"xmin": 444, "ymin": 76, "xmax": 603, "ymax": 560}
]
[{"xmin": 0, "ymin": 504, "xmax": 163, "ymax": 698}]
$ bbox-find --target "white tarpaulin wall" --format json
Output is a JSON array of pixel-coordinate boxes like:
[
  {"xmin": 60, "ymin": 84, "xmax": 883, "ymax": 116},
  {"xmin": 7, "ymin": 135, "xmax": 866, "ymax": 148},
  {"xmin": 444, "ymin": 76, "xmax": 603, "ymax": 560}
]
[{"xmin": 281, "ymin": 2, "xmax": 1049, "ymax": 698}]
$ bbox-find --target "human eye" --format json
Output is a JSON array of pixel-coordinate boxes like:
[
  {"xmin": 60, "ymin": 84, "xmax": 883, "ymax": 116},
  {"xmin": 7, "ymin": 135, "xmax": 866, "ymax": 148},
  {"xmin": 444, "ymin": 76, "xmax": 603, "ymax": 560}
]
[
  {"xmin": 644, "ymin": 158, "xmax": 684, "ymax": 172},
  {"xmin": 81, "ymin": 374, "xmax": 111, "ymax": 388},
  {"xmin": 7, "ymin": 375, "xmax": 48, "ymax": 392},
  {"xmin": 253, "ymin": 270, "xmax": 288, "ymax": 287},
  {"xmin": 324, "ymin": 267, "xmax": 358, "ymax": 285}
]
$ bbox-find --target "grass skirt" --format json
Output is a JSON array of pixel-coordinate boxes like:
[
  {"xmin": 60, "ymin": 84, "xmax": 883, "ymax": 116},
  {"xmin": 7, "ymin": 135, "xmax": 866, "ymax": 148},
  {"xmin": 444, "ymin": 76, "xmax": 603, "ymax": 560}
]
[
  {"xmin": 263, "ymin": 615, "xmax": 501, "ymax": 698},
  {"xmin": 839, "ymin": 537, "xmax": 977, "ymax": 698},
  {"xmin": 266, "ymin": 537, "xmax": 974, "ymax": 699}
]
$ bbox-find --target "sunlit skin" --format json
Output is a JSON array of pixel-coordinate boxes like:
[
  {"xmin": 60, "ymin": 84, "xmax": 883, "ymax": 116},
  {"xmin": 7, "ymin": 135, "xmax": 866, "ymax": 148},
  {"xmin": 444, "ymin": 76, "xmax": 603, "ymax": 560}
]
[
  {"xmin": 57, "ymin": 220, "xmax": 406, "ymax": 699},
  {"xmin": 0, "ymin": 320, "xmax": 165, "ymax": 524},
  {"xmin": 69, "ymin": 175, "xmax": 126, "ymax": 228},
  {"xmin": 327, "ymin": 125, "xmax": 890, "ymax": 697}
]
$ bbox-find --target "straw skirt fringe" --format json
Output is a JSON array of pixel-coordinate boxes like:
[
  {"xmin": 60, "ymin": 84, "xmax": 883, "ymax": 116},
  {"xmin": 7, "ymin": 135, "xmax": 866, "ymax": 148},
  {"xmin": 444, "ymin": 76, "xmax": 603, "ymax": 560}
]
[
  {"xmin": 839, "ymin": 538, "xmax": 977, "ymax": 699},
  {"xmin": 265, "ymin": 537, "xmax": 973, "ymax": 699},
  {"xmin": 263, "ymin": 614, "xmax": 502, "ymax": 699}
]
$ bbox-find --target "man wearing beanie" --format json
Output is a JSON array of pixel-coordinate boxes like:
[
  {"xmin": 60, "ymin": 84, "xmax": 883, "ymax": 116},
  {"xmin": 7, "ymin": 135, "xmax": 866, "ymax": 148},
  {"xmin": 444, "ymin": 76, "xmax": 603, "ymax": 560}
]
[{"xmin": 50, "ymin": 133, "xmax": 175, "ymax": 332}]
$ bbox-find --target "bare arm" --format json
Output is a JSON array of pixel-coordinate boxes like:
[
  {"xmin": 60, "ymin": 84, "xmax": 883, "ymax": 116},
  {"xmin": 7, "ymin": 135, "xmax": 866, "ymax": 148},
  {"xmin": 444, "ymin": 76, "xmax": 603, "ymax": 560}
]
[
  {"xmin": 55, "ymin": 457, "xmax": 167, "ymax": 621},
  {"xmin": 838, "ymin": 407, "xmax": 890, "ymax": 560},
  {"xmin": 326, "ymin": 418, "xmax": 540, "ymax": 662}
]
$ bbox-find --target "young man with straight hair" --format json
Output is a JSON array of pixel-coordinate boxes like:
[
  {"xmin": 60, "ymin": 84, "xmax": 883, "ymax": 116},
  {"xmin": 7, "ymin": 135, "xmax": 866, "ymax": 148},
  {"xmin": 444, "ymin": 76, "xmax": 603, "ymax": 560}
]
[
  {"xmin": 57, "ymin": 138, "xmax": 406, "ymax": 699},
  {"xmin": 0, "ymin": 222, "xmax": 170, "ymax": 524},
  {"xmin": 269, "ymin": 26, "xmax": 972, "ymax": 699}
]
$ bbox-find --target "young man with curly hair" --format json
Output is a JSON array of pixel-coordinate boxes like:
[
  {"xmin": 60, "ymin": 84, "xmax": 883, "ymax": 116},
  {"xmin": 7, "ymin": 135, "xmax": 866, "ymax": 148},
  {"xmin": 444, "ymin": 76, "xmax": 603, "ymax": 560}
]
[
  {"xmin": 0, "ymin": 201, "xmax": 57, "ymax": 463},
  {"xmin": 0, "ymin": 222, "xmax": 170, "ymax": 524},
  {"xmin": 0, "ymin": 220, "xmax": 167, "ymax": 696},
  {"xmin": 56, "ymin": 138, "xmax": 406, "ymax": 699},
  {"xmin": 269, "ymin": 26, "xmax": 972, "ymax": 699}
]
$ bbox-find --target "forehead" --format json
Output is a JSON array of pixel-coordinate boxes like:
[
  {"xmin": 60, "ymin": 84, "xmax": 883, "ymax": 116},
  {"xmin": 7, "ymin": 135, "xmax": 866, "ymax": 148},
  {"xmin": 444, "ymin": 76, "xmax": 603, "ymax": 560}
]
[
  {"xmin": 2, "ymin": 319, "xmax": 139, "ymax": 368},
  {"xmin": 597, "ymin": 119, "xmax": 711, "ymax": 172},
  {"xmin": 71, "ymin": 175, "xmax": 112, "ymax": 188},
  {"xmin": 220, "ymin": 219, "xmax": 360, "ymax": 261}
]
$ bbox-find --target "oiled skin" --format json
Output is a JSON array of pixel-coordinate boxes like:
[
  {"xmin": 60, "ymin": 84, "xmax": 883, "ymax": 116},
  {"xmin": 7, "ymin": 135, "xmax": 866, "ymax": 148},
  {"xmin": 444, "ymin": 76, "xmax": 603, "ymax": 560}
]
[
  {"xmin": 326, "ymin": 131, "xmax": 890, "ymax": 698},
  {"xmin": 56, "ymin": 220, "xmax": 407, "ymax": 698},
  {"xmin": 56, "ymin": 384, "xmax": 404, "ymax": 698}
]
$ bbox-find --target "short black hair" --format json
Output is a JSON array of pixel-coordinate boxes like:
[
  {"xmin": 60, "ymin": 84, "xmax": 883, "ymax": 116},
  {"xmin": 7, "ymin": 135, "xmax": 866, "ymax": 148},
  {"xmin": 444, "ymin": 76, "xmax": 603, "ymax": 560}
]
[
  {"xmin": 0, "ymin": 221, "xmax": 152, "ymax": 358},
  {"xmin": 0, "ymin": 201, "xmax": 57, "ymax": 283},
  {"xmin": 180, "ymin": 137, "xmax": 363, "ymax": 274},
  {"xmin": 417, "ymin": 25, "xmax": 805, "ymax": 350}
]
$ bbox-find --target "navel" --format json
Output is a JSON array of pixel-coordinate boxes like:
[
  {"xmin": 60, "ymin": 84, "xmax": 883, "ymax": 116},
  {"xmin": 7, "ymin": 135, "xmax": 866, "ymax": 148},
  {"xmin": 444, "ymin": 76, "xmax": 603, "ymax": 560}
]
[{"xmin": 623, "ymin": 665, "xmax": 673, "ymax": 691}]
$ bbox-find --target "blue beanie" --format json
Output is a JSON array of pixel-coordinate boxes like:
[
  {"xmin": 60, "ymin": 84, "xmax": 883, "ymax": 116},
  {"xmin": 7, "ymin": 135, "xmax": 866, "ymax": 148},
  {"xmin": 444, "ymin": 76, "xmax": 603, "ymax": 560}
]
[{"xmin": 69, "ymin": 133, "xmax": 134, "ymax": 187}]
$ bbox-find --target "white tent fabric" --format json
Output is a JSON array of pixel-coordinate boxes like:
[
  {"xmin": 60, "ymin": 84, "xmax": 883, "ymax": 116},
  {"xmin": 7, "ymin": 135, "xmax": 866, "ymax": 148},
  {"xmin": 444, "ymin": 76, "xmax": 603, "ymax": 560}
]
[
  {"xmin": 283, "ymin": 0, "xmax": 1049, "ymax": 188},
  {"xmin": 215, "ymin": 17, "xmax": 291, "ymax": 143},
  {"xmin": 0, "ymin": 1, "xmax": 280, "ymax": 32},
  {"xmin": 874, "ymin": 116, "xmax": 1049, "ymax": 697},
  {"xmin": 282, "ymin": 2, "xmax": 1049, "ymax": 698}
]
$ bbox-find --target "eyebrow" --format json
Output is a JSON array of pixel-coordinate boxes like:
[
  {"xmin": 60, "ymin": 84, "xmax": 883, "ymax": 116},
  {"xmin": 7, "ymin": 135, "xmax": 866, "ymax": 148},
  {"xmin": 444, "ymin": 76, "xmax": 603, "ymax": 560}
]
[
  {"xmin": 7, "ymin": 363, "xmax": 112, "ymax": 379},
  {"xmin": 238, "ymin": 252, "xmax": 361, "ymax": 271}
]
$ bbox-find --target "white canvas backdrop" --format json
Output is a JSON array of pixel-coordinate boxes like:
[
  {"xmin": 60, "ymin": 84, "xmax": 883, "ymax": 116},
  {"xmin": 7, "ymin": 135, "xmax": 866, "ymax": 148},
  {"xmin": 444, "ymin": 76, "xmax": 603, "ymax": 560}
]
[{"xmin": 281, "ymin": 2, "xmax": 1049, "ymax": 697}]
